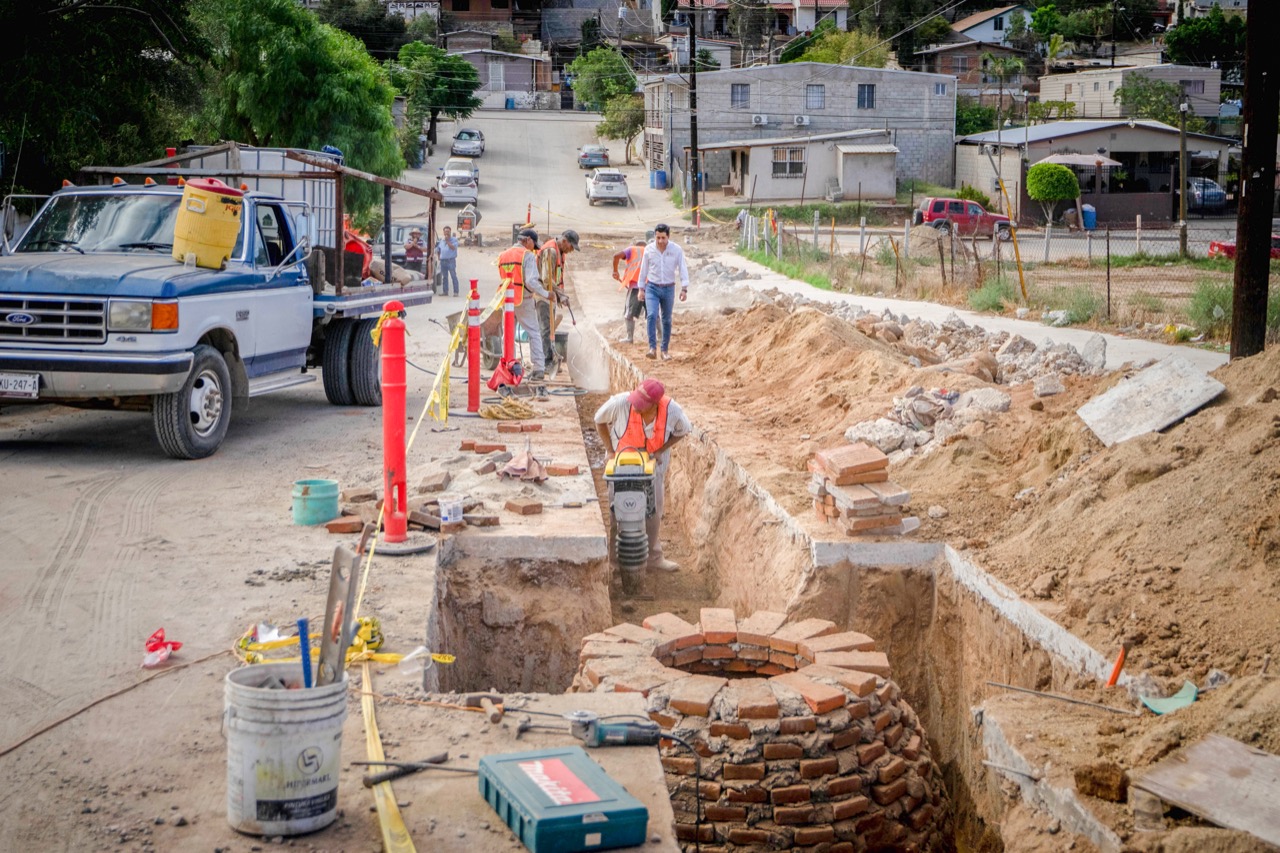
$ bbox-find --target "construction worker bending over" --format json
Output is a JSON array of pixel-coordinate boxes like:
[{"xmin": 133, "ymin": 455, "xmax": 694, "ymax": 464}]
[
  {"xmin": 538, "ymin": 230, "xmax": 578, "ymax": 375},
  {"xmin": 497, "ymin": 228, "xmax": 551, "ymax": 382},
  {"xmin": 594, "ymin": 378, "xmax": 691, "ymax": 573},
  {"xmin": 612, "ymin": 237, "xmax": 647, "ymax": 345}
]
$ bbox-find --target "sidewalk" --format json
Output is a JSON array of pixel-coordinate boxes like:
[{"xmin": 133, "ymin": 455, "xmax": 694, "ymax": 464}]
[{"xmin": 699, "ymin": 249, "xmax": 1229, "ymax": 374}]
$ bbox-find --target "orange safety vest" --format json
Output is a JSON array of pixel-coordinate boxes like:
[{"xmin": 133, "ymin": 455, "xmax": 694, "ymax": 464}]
[
  {"xmin": 618, "ymin": 396, "xmax": 670, "ymax": 455},
  {"xmin": 621, "ymin": 247, "xmax": 643, "ymax": 289},
  {"xmin": 539, "ymin": 239, "xmax": 563, "ymax": 290},
  {"xmin": 497, "ymin": 245, "xmax": 528, "ymax": 306}
]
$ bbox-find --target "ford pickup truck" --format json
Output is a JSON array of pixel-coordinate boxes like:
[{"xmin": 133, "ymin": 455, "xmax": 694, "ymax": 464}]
[{"xmin": 0, "ymin": 180, "xmax": 431, "ymax": 458}]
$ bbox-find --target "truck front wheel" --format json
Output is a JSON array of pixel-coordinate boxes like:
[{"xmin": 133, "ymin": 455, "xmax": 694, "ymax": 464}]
[
  {"xmin": 323, "ymin": 318, "xmax": 357, "ymax": 405},
  {"xmin": 153, "ymin": 344, "xmax": 232, "ymax": 459}
]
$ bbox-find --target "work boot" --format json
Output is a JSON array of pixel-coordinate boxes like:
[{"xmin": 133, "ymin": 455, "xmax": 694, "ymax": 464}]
[
  {"xmin": 529, "ymin": 370, "xmax": 546, "ymax": 383},
  {"xmin": 624, "ymin": 318, "xmax": 635, "ymax": 344},
  {"xmin": 648, "ymin": 557, "xmax": 679, "ymax": 573}
]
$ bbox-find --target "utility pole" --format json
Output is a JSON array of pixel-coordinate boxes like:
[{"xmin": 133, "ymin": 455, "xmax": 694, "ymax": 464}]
[
  {"xmin": 1110, "ymin": 0, "xmax": 1117, "ymax": 68},
  {"xmin": 1229, "ymin": 0, "xmax": 1279, "ymax": 359},
  {"xmin": 1178, "ymin": 97, "xmax": 1188, "ymax": 258},
  {"xmin": 617, "ymin": 5, "xmax": 623, "ymax": 53},
  {"xmin": 689, "ymin": 0, "xmax": 700, "ymax": 218}
]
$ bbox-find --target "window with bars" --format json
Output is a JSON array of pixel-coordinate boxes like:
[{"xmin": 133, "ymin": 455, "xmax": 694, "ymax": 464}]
[
  {"xmin": 857, "ymin": 84, "xmax": 875, "ymax": 109},
  {"xmin": 772, "ymin": 147, "xmax": 804, "ymax": 178},
  {"xmin": 731, "ymin": 83, "xmax": 750, "ymax": 109},
  {"xmin": 806, "ymin": 84, "xmax": 825, "ymax": 110}
]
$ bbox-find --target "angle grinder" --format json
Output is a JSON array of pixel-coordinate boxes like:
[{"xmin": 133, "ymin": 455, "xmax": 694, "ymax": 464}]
[{"xmin": 564, "ymin": 710, "xmax": 661, "ymax": 747}]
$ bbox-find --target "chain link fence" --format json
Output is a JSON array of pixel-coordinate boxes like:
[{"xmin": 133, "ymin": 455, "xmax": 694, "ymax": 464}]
[{"xmin": 738, "ymin": 212, "xmax": 1276, "ymax": 341}]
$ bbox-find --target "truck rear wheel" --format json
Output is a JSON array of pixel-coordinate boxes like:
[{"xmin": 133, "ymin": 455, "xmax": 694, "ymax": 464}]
[
  {"xmin": 322, "ymin": 318, "xmax": 357, "ymax": 405},
  {"xmin": 153, "ymin": 344, "xmax": 232, "ymax": 459},
  {"xmin": 350, "ymin": 318, "xmax": 382, "ymax": 406}
]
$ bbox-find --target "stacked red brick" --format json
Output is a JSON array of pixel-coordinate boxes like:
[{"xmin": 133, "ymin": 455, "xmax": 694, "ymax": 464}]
[
  {"xmin": 570, "ymin": 609, "xmax": 949, "ymax": 851},
  {"xmin": 808, "ymin": 442, "xmax": 916, "ymax": 536}
]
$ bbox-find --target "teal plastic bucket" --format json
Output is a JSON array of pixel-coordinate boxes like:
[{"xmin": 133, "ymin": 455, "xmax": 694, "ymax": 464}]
[{"xmin": 292, "ymin": 479, "xmax": 339, "ymax": 525}]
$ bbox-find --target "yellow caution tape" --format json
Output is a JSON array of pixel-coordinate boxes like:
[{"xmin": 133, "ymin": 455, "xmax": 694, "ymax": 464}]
[{"xmin": 370, "ymin": 309, "xmax": 403, "ymax": 347}]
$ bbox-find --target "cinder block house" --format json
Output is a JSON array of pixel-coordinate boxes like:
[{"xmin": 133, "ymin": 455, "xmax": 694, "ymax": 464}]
[{"xmin": 643, "ymin": 63, "xmax": 956, "ymax": 191}]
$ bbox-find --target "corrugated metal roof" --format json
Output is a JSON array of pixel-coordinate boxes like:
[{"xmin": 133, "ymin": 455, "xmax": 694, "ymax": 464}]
[
  {"xmin": 694, "ymin": 129, "xmax": 889, "ymax": 152},
  {"xmin": 836, "ymin": 143, "xmax": 900, "ymax": 155},
  {"xmin": 958, "ymin": 119, "xmax": 1232, "ymax": 147}
]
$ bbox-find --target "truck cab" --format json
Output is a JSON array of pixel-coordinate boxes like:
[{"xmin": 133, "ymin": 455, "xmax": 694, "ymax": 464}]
[{"xmin": 0, "ymin": 180, "xmax": 419, "ymax": 458}]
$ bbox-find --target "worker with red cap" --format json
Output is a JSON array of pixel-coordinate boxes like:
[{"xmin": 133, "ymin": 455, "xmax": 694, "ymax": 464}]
[{"xmin": 593, "ymin": 378, "xmax": 692, "ymax": 573}]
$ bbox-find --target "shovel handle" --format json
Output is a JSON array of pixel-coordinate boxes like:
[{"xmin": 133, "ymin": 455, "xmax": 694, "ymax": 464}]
[{"xmin": 361, "ymin": 751, "xmax": 449, "ymax": 788}]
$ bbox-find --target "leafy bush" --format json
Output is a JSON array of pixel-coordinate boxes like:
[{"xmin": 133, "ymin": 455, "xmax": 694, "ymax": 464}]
[
  {"xmin": 969, "ymin": 278, "xmax": 1017, "ymax": 313},
  {"xmin": 1026, "ymin": 163, "xmax": 1080, "ymax": 224},
  {"xmin": 956, "ymin": 184, "xmax": 993, "ymax": 210},
  {"xmin": 1188, "ymin": 277, "xmax": 1233, "ymax": 338}
]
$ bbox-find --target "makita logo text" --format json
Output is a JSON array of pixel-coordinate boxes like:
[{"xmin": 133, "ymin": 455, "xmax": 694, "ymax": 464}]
[{"xmin": 517, "ymin": 759, "xmax": 600, "ymax": 806}]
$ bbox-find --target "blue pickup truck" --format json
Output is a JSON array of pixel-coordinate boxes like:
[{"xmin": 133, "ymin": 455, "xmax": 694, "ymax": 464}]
[{"xmin": 0, "ymin": 181, "xmax": 431, "ymax": 458}]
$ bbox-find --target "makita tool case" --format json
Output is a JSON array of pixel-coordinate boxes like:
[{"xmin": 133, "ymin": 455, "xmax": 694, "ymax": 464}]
[{"xmin": 478, "ymin": 746, "xmax": 649, "ymax": 852}]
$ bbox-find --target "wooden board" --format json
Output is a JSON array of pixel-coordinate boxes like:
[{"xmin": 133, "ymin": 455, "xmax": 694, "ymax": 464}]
[{"xmin": 1132, "ymin": 733, "xmax": 1280, "ymax": 847}]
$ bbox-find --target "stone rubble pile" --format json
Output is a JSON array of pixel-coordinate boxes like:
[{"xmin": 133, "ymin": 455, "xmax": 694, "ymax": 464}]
[{"xmin": 808, "ymin": 443, "xmax": 919, "ymax": 536}]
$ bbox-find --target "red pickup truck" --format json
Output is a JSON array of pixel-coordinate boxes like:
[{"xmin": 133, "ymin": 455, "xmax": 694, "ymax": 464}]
[{"xmin": 914, "ymin": 197, "xmax": 1012, "ymax": 240}]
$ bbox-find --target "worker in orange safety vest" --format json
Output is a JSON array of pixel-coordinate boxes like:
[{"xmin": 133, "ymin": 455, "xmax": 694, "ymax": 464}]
[
  {"xmin": 611, "ymin": 237, "xmax": 647, "ymax": 345},
  {"xmin": 537, "ymin": 230, "xmax": 577, "ymax": 375},
  {"xmin": 497, "ymin": 228, "xmax": 552, "ymax": 381},
  {"xmin": 593, "ymin": 377, "xmax": 692, "ymax": 573}
]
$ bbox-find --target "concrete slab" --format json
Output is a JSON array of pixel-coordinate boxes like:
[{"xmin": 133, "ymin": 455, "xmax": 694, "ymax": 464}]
[
  {"xmin": 384, "ymin": 691, "xmax": 679, "ymax": 852},
  {"xmin": 1076, "ymin": 355, "xmax": 1226, "ymax": 447}
]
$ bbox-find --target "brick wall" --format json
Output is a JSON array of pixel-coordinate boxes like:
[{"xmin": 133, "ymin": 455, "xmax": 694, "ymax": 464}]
[{"xmin": 571, "ymin": 608, "xmax": 950, "ymax": 851}]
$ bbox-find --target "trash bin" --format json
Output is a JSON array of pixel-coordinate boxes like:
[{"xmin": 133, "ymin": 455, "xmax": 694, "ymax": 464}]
[
  {"xmin": 504, "ymin": 97, "xmax": 515, "ymax": 110},
  {"xmin": 1082, "ymin": 205, "xmax": 1097, "ymax": 231},
  {"xmin": 653, "ymin": 170, "xmax": 667, "ymax": 190}
]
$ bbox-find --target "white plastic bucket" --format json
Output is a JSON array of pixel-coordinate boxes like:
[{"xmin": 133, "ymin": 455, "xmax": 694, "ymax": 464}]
[
  {"xmin": 225, "ymin": 663, "xmax": 348, "ymax": 836},
  {"xmin": 439, "ymin": 493, "xmax": 464, "ymax": 524}
]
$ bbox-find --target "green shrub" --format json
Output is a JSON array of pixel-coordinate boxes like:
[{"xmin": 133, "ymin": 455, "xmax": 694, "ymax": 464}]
[
  {"xmin": 1187, "ymin": 277, "xmax": 1233, "ymax": 337},
  {"xmin": 956, "ymin": 183, "xmax": 993, "ymax": 211},
  {"xmin": 1064, "ymin": 288, "xmax": 1103, "ymax": 324},
  {"xmin": 969, "ymin": 278, "xmax": 1017, "ymax": 313}
]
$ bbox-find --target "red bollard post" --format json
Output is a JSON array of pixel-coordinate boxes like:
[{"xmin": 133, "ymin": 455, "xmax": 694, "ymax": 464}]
[
  {"xmin": 467, "ymin": 279, "xmax": 481, "ymax": 413},
  {"xmin": 380, "ymin": 300, "xmax": 408, "ymax": 543}
]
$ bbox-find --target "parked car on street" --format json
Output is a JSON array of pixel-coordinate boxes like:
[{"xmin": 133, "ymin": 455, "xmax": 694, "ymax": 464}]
[
  {"xmin": 1186, "ymin": 177, "xmax": 1227, "ymax": 213},
  {"xmin": 915, "ymin": 197, "xmax": 1012, "ymax": 240},
  {"xmin": 438, "ymin": 169, "xmax": 478, "ymax": 207},
  {"xmin": 585, "ymin": 169, "xmax": 629, "ymax": 206},
  {"xmin": 442, "ymin": 157, "xmax": 479, "ymax": 185},
  {"xmin": 577, "ymin": 144, "xmax": 609, "ymax": 169},
  {"xmin": 1208, "ymin": 233, "xmax": 1280, "ymax": 260},
  {"xmin": 451, "ymin": 129, "xmax": 485, "ymax": 157}
]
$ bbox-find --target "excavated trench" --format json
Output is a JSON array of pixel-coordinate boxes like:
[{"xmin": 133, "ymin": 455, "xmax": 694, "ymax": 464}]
[{"xmin": 425, "ymin": 326, "xmax": 1115, "ymax": 850}]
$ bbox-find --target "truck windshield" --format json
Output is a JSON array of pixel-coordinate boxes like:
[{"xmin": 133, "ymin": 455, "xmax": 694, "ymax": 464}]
[{"xmin": 17, "ymin": 192, "xmax": 182, "ymax": 254}]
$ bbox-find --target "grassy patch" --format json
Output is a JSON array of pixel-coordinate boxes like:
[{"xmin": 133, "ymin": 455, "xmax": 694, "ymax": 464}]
[
  {"xmin": 670, "ymin": 185, "xmax": 683, "ymax": 208},
  {"xmin": 707, "ymin": 202, "xmax": 890, "ymax": 227},
  {"xmin": 1099, "ymin": 253, "xmax": 1236, "ymax": 273},
  {"xmin": 739, "ymin": 247, "xmax": 833, "ymax": 290},
  {"xmin": 1127, "ymin": 290, "xmax": 1167, "ymax": 318},
  {"xmin": 1032, "ymin": 284, "xmax": 1105, "ymax": 324},
  {"xmin": 1187, "ymin": 277, "xmax": 1233, "ymax": 338},
  {"xmin": 969, "ymin": 278, "xmax": 1017, "ymax": 313}
]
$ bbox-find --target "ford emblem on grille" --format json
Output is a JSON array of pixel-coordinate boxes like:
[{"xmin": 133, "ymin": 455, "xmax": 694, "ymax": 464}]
[{"xmin": 4, "ymin": 312, "xmax": 37, "ymax": 326}]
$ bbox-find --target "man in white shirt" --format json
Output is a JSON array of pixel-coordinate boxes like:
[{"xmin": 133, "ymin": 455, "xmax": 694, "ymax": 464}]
[
  {"xmin": 635, "ymin": 223, "xmax": 689, "ymax": 361},
  {"xmin": 594, "ymin": 378, "xmax": 692, "ymax": 573}
]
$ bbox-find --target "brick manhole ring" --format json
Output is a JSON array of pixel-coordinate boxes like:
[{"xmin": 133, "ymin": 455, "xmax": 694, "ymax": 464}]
[{"xmin": 572, "ymin": 608, "xmax": 951, "ymax": 851}]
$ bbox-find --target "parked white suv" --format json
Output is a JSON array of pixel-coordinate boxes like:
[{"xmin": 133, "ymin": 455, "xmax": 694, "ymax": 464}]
[
  {"xmin": 585, "ymin": 169, "xmax": 629, "ymax": 206},
  {"xmin": 438, "ymin": 170, "xmax": 478, "ymax": 207}
]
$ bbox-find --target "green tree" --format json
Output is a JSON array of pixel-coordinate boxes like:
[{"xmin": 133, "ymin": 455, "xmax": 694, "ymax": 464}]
[
  {"xmin": 405, "ymin": 13, "xmax": 437, "ymax": 43},
  {"xmin": 1028, "ymin": 100, "xmax": 1077, "ymax": 123},
  {"xmin": 195, "ymin": 0, "xmax": 403, "ymax": 214},
  {"xmin": 693, "ymin": 48, "xmax": 720, "ymax": 71},
  {"xmin": 729, "ymin": 0, "xmax": 769, "ymax": 50},
  {"xmin": 388, "ymin": 43, "xmax": 483, "ymax": 146},
  {"xmin": 580, "ymin": 18, "xmax": 603, "ymax": 56},
  {"xmin": 1114, "ymin": 74, "xmax": 1207, "ymax": 131},
  {"xmin": 567, "ymin": 47, "xmax": 635, "ymax": 112},
  {"xmin": 1006, "ymin": 10, "xmax": 1039, "ymax": 54},
  {"xmin": 796, "ymin": 28, "xmax": 889, "ymax": 66},
  {"xmin": 957, "ymin": 97, "xmax": 996, "ymax": 136},
  {"xmin": 981, "ymin": 52, "xmax": 1026, "ymax": 129},
  {"xmin": 779, "ymin": 17, "xmax": 836, "ymax": 63},
  {"xmin": 318, "ymin": 0, "xmax": 411, "ymax": 59},
  {"xmin": 1031, "ymin": 3, "xmax": 1062, "ymax": 40},
  {"xmin": 0, "ymin": 1, "xmax": 207, "ymax": 192},
  {"xmin": 1164, "ymin": 5, "xmax": 1245, "ymax": 68},
  {"xmin": 1026, "ymin": 162, "xmax": 1080, "ymax": 224},
  {"xmin": 597, "ymin": 94, "xmax": 643, "ymax": 165},
  {"xmin": 915, "ymin": 15, "xmax": 953, "ymax": 46}
]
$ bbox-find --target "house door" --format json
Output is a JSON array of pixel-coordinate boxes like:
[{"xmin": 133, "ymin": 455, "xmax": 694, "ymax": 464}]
[{"xmin": 488, "ymin": 61, "xmax": 505, "ymax": 92}]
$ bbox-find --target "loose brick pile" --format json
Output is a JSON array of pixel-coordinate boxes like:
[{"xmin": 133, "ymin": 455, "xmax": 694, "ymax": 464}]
[
  {"xmin": 808, "ymin": 443, "xmax": 919, "ymax": 536},
  {"xmin": 570, "ymin": 609, "xmax": 949, "ymax": 851}
]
